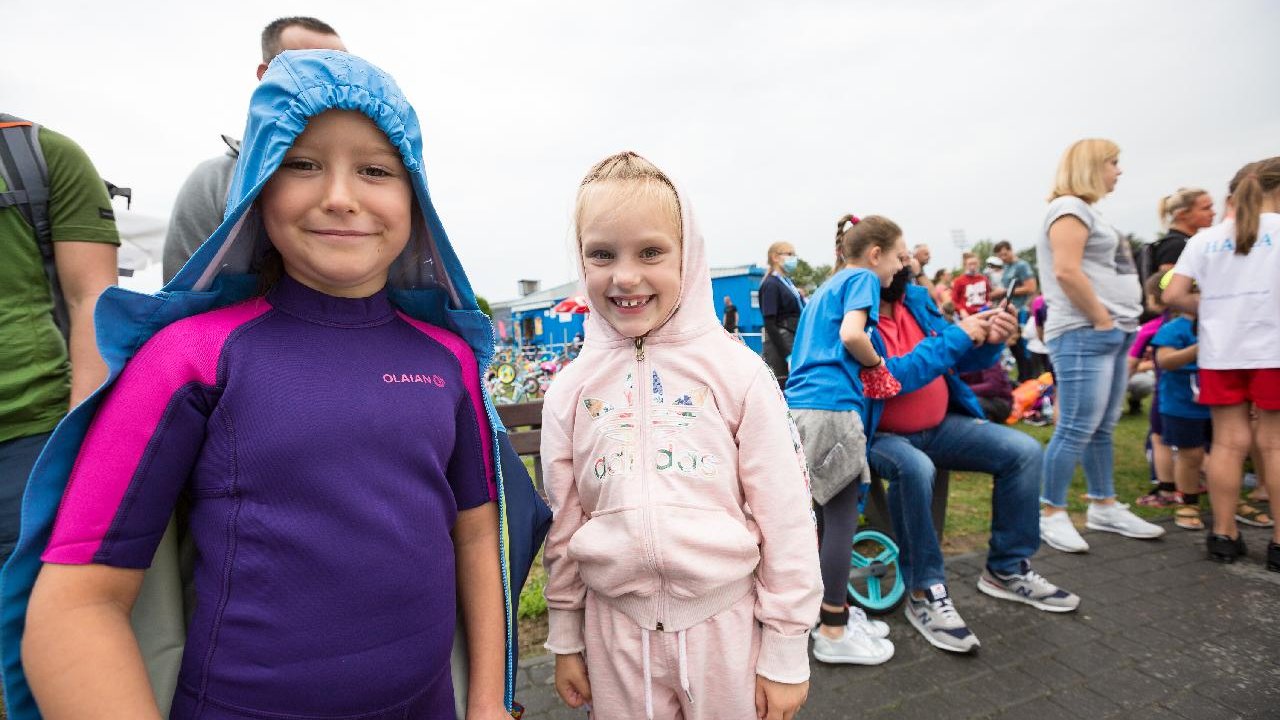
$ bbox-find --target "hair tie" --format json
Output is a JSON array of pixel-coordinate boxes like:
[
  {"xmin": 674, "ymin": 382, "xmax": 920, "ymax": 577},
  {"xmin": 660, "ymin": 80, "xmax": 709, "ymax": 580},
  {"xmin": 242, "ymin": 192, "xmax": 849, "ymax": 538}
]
[{"xmin": 848, "ymin": 215, "xmax": 861, "ymax": 225}]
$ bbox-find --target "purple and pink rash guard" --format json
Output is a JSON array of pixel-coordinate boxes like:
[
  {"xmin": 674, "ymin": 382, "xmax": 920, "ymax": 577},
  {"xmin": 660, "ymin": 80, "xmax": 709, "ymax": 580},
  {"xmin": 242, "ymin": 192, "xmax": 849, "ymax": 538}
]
[{"xmin": 43, "ymin": 274, "xmax": 496, "ymax": 719}]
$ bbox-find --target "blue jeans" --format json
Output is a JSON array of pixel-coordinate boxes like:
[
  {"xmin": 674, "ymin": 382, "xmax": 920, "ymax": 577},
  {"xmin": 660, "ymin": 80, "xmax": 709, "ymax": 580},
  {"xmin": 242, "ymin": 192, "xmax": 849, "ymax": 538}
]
[
  {"xmin": 0, "ymin": 432, "xmax": 52, "ymax": 570},
  {"xmin": 1042, "ymin": 327, "xmax": 1134, "ymax": 507},
  {"xmin": 869, "ymin": 414, "xmax": 1042, "ymax": 592}
]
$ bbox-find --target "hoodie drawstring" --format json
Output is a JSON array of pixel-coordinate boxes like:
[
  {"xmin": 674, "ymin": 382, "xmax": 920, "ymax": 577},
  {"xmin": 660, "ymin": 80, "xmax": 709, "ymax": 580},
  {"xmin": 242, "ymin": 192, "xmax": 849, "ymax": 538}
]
[
  {"xmin": 641, "ymin": 628, "xmax": 653, "ymax": 719},
  {"xmin": 677, "ymin": 629, "xmax": 693, "ymax": 704},
  {"xmin": 641, "ymin": 626, "xmax": 694, "ymax": 719}
]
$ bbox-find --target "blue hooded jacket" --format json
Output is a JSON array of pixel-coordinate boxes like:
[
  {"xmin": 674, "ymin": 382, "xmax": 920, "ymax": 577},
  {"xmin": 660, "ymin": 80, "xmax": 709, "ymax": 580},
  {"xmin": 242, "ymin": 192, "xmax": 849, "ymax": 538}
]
[
  {"xmin": 865, "ymin": 284, "xmax": 1003, "ymax": 436},
  {"xmin": 1, "ymin": 50, "xmax": 550, "ymax": 718}
]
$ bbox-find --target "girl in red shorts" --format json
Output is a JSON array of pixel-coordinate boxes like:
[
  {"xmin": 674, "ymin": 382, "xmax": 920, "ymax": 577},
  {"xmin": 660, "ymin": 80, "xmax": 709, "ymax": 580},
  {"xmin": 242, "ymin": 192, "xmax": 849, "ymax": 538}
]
[{"xmin": 1164, "ymin": 157, "xmax": 1280, "ymax": 569}]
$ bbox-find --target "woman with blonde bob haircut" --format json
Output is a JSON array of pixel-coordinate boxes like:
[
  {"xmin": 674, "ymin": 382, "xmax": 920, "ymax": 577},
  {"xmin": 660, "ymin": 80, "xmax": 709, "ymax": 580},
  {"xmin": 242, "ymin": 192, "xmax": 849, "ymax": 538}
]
[
  {"xmin": 1048, "ymin": 138, "xmax": 1121, "ymax": 204},
  {"xmin": 1035, "ymin": 138, "xmax": 1165, "ymax": 554}
]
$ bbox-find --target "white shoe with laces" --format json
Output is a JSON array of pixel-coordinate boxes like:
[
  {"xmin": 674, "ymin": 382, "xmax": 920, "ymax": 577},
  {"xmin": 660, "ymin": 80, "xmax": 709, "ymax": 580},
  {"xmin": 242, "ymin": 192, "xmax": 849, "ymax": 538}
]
[
  {"xmin": 848, "ymin": 606, "xmax": 891, "ymax": 639},
  {"xmin": 1040, "ymin": 511, "xmax": 1089, "ymax": 553},
  {"xmin": 815, "ymin": 606, "xmax": 891, "ymax": 639},
  {"xmin": 812, "ymin": 621, "xmax": 895, "ymax": 665},
  {"xmin": 1086, "ymin": 502, "xmax": 1166, "ymax": 539}
]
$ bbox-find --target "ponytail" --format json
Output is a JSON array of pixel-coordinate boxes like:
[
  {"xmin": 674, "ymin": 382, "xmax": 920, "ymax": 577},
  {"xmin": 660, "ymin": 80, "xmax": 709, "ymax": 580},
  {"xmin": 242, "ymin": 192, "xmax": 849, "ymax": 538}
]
[
  {"xmin": 1158, "ymin": 187, "xmax": 1208, "ymax": 229},
  {"xmin": 1232, "ymin": 175, "xmax": 1263, "ymax": 256},
  {"xmin": 837, "ymin": 214, "xmax": 901, "ymax": 264},
  {"xmin": 834, "ymin": 214, "xmax": 859, "ymax": 263},
  {"xmin": 766, "ymin": 241, "xmax": 794, "ymax": 272},
  {"xmin": 1227, "ymin": 157, "xmax": 1280, "ymax": 256},
  {"xmin": 835, "ymin": 214, "xmax": 861, "ymax": 242}
]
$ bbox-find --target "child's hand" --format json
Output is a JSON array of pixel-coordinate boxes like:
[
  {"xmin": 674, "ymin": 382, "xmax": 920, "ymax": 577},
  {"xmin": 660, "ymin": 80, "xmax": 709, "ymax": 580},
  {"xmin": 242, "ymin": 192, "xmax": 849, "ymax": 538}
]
[
  {"xmin": 554, "ymin": 653, "xmax": 592, "ymax": 709},
  {"xmin": 755, "ymin": 675, "xmax": 809, "ymax": 720},
  {"xmin": 859, "ymin": 361, "xmax": 902, "ymax": 399}
]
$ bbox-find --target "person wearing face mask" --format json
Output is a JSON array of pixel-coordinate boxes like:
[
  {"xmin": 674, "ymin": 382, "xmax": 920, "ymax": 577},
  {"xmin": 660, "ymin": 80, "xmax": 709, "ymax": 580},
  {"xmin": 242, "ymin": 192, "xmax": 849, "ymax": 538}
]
[
  {"xmin": 866, "ymin": 265, "xmax": 1081, "ymax": 655},
  {"xmin": 760, "ymin": 241, "xmax": 805, "ymax": 388}
]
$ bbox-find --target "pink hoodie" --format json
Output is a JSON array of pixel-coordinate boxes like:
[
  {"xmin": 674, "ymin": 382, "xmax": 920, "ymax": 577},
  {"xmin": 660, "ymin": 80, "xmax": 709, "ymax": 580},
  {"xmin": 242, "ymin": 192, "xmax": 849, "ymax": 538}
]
[{"xmin": 540, "ymin": 175, "xmax": 821, "ymax": 684}]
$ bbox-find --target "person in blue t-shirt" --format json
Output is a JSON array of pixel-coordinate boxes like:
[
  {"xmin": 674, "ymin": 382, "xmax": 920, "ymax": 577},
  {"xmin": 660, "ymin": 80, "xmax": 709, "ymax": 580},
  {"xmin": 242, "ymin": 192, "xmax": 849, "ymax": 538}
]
[
  {"xmin": 991, "ymin": 241, "xmax": 1038, "ymax": 381},
  {"xmin": 786, "ymin": 213, "xmax": 906, "ymax": 667},
  {"xmin": 1152, "ymin": 311, "xmax": 1209, "ymax": 531}
]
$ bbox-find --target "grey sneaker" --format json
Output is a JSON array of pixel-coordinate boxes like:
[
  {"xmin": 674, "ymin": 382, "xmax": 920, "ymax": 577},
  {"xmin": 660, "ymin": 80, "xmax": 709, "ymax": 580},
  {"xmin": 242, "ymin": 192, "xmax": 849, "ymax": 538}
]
[
  {"xmin": 904, "ymin": 584, "xmax": 980, "ymax": 653},
  {"xmin": 977, "ymin": 561, "xmax": 1081, "ymax": 613}
]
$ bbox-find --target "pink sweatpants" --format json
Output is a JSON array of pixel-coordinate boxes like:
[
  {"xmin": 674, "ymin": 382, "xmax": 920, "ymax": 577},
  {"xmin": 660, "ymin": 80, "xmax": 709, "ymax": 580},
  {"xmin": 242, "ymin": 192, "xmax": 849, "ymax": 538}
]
[{"xmin": 583, "ymin": 591, "xmax": 761, "ymax": 720}]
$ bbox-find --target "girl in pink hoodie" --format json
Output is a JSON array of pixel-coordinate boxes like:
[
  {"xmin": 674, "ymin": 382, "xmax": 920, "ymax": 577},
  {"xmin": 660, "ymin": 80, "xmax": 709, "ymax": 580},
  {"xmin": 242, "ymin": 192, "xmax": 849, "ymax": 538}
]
[{"xmin": 541, "ymin": 153, "xmax": 822, "ymax": 720}]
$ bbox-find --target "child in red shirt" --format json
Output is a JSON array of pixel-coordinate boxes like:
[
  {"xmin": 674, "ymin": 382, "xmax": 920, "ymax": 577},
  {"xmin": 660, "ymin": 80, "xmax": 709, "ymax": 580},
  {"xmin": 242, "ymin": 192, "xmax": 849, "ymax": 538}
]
[{"xmin": 951, "ymin": 253, "xmax": 990, "ymax": 317}]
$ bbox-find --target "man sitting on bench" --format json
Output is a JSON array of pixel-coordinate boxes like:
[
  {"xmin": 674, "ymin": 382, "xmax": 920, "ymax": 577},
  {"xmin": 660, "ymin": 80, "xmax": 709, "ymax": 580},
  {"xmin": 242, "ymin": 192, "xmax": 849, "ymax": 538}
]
[{"xmin": 868, "ymin": 267, "xmax": 1080, "ymax": 655}]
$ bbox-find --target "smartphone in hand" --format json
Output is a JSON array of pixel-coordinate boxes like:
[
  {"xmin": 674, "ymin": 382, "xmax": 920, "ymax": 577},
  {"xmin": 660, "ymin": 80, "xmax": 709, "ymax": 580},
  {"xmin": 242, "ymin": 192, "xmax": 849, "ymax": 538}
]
[{"xmin": 998, "ymin": 274, "xmax": 1019, "ymax": 312}]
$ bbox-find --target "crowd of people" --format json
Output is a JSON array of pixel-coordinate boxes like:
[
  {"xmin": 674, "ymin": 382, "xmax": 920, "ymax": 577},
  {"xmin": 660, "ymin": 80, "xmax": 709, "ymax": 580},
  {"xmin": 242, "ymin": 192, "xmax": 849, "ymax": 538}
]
[
  {"xmin": 1, "ymin": 14, "xmax": 1276, "ymax": 720},
  {"xmin": 748, "ymin": 139, "xmax": 1279, "ymax": 706}
]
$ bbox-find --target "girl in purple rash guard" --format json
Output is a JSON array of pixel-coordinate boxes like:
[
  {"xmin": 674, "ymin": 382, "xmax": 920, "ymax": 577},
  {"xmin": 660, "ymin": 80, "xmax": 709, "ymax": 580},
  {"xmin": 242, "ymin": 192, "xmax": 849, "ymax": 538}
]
[{"xmin": 16, "ymin": 52, "xmax": 514, "ymax": 720}]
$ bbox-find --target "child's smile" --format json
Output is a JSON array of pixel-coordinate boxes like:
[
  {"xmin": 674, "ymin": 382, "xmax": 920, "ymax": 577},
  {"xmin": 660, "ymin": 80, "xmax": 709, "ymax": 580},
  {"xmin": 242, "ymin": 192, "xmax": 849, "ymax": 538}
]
[
  {"xmin": 579, "ymin": 187, "xmax": 682, "ymax": 339},
  {"xmin": 259, "ymin": 109, "xmax": 413, "ymax": 298}
]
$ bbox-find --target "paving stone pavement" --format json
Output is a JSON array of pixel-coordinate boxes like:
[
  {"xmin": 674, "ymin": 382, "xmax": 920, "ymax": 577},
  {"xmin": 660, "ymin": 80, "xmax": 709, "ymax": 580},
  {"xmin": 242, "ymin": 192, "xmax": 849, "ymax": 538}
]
[{"xmin": 513, "ymin": 519, "xmax": 1280, "ymax": 719}]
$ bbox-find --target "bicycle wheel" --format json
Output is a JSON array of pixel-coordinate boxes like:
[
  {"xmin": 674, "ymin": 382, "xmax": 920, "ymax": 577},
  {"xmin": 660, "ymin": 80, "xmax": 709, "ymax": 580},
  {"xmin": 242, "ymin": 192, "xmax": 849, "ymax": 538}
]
[{"xmin": 846, "ymin": 529, "xmax": 905, "ymax": 615}]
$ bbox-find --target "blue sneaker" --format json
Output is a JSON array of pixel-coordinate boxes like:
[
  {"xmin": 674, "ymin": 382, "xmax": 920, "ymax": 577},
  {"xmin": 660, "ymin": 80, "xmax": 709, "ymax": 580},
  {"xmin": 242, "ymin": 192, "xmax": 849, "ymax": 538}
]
[{"xmin": 904, "ymin": 584, "xmax": 980, "ymax": 653}]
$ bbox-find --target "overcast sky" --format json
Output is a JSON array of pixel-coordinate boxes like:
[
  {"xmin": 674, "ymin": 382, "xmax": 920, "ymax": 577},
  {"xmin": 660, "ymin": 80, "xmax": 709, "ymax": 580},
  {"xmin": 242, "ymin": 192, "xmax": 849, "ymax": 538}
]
[{"xmin": 6, "ymin": 1, "xmax": 1277, "ymax": 301}]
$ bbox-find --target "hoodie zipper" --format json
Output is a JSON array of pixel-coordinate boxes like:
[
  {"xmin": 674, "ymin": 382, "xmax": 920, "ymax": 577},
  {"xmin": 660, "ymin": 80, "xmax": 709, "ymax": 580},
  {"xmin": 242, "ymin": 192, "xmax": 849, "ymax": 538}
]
[{"xmin": 634, "ymin": 335, "xmax": 668, "ymax": 629}]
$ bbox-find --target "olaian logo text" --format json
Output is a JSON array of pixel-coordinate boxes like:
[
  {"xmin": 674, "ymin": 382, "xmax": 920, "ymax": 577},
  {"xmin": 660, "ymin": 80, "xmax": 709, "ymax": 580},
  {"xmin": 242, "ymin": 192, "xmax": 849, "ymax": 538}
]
[{"xmin": 383, "ymin": 373, "xmax": 446, "ymax": 387}]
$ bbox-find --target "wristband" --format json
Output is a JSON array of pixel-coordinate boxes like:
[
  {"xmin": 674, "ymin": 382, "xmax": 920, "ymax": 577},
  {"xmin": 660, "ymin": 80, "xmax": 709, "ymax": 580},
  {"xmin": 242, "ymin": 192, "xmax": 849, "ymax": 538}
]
[{"xmin": 859, "ymin": 355, "xmax": 884, "ymax": 369}]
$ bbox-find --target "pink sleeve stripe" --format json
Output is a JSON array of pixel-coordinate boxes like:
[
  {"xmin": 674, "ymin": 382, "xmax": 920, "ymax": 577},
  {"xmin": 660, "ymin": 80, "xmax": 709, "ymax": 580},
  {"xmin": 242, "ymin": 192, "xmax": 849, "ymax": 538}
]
[
  {"xmin": 397, "ymin": 312, "xmax": 497, "ymax": 501},
  {"xmin": 43, "ymin": 299, "xmax": 272, "ymax": 564}
]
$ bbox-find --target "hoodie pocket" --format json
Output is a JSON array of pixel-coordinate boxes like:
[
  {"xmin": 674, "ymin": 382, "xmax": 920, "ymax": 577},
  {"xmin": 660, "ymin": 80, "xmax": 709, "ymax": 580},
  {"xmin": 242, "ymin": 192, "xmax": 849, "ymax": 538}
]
[
  {"xmin": 652, "ymin": 504, "xmax": 760, "ymax": 600},
  {"xmin": 567, "ymin": 506, "xmax": 659, "ymax": 599}
]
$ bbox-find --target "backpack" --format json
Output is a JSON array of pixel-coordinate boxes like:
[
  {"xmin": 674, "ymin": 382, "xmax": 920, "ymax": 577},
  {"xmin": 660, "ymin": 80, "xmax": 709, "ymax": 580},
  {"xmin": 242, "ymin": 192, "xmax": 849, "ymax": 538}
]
[
  {"xmin": 1135, "ymin": 238, "xmax": 1160, "ymax": 293},
  {"xmin": 0, "ymin": 114, "xmax": 131, "ymax": 340}
]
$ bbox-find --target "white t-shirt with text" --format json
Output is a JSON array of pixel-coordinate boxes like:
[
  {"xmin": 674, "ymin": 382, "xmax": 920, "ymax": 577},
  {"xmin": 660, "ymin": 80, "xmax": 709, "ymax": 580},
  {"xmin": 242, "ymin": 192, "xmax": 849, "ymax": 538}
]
[{"xmin": 1172, "ymin": 213, "xmax": 1279, "ymax": 369}]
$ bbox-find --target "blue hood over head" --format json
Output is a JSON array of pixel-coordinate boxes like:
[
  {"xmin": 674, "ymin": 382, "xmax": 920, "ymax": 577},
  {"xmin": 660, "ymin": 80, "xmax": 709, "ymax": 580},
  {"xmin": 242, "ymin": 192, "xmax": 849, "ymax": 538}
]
[
  {"xmin": 172, "ymin": 49, "xmax": 485, "ymax": 346},
  {"xmin": 1, "ymin": 50, "xmax": 549, "ymax": 718}
]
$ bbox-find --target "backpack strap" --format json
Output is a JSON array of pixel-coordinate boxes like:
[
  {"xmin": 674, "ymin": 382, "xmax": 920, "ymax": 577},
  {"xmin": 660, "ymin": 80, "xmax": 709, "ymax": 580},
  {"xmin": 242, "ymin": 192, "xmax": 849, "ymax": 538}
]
[{"xmin": 0, "ymin": 114, "xmax": 70, "ymax": 339}]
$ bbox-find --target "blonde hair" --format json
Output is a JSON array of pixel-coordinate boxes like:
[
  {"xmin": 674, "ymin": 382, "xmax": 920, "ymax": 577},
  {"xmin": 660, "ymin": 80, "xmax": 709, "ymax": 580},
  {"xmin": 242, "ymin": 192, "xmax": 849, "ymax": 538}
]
[
  {"xmin": 766, "ymin": 241, "xmax": 795, "ymax": 272},
  {"xmin": 1048, "ymin": 138, "xmax": 1120, "ymax": 204},
  {"xmin": 1158, "ymin": 187, "xmax": 1209, "ymax": 228},
  {"xmin": 574, "ymin": 152, "xmax": 682, "ymax": 244},
  {"xmin": 1227, "ymin": 156, "xmax": 1280, "ymax": 256}
]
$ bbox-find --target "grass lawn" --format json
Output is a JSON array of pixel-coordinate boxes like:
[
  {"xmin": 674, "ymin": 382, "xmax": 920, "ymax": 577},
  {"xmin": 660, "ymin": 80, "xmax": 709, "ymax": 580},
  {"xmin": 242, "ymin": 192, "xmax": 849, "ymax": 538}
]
[
  {"xmin": 941, "ymin": 398, "xmax": 1165, "ymax": 553},
  {"xmin": 517, "ymin": 398, "xmax": 1170, "ymax": 657}
]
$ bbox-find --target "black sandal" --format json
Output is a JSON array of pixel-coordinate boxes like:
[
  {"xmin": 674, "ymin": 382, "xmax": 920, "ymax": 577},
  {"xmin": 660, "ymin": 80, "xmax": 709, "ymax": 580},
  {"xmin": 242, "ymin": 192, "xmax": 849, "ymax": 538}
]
[
  {"xmin": 1268, "ymin": 542, "xmax": 1279, "ymax": 573},
  {"xmin": 1207, "ymin": 532, "xmax": 1247, "ymax": 564}
]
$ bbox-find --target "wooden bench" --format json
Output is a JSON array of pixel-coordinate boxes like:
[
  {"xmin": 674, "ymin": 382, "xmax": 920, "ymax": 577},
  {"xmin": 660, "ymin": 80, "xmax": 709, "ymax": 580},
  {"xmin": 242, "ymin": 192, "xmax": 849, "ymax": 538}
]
[
  {"xmin": 863, "ymin": 469, "xmax": 951, "ymax": 543},
  {"xmin": 496, "ymin": 400, "xmax": 544, "ymax": 489}
]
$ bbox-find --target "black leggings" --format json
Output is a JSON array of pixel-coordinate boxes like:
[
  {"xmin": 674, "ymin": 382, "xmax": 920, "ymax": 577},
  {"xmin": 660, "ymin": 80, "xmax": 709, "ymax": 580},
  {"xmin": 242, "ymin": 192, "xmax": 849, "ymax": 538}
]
[{"xmin": 817, "ymin": 478, "xmax": 861, "ymax": 609}]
